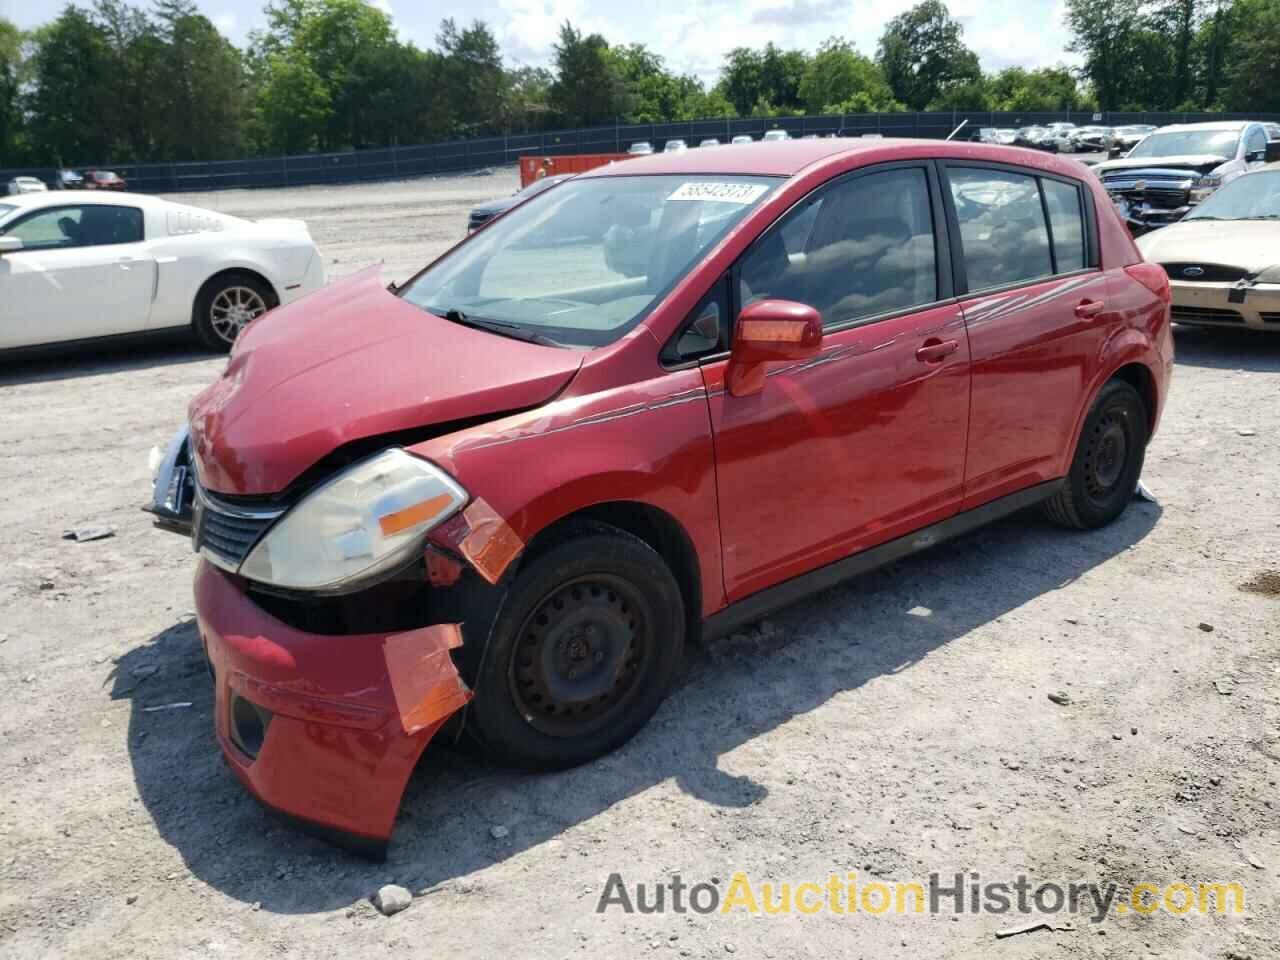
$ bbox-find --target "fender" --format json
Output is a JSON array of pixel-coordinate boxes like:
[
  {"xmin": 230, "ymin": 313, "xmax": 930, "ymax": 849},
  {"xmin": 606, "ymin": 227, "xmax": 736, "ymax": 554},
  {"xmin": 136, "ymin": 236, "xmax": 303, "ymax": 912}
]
[
  {"xmin": 411, "ymin": 366, "xmax": 727, "ymax": 617},
  {"xmin": 1057, "ymin": 325, "xmax": 1164, "ymax": 479}
]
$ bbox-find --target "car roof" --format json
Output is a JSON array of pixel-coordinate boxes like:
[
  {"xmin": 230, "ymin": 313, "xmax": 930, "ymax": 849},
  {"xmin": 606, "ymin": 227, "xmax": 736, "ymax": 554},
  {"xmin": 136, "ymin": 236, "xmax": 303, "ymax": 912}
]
[
  {"xmin": 583, "ymin": 138, "xmax": 1095, "ymax": 180},
  {"xmin": 1, "ymin": 191, "xmax": 157, "ymax": 212},
  {"xmin": 1153, "ymin": 121, "xmax": 1253, "ymax": 133}
]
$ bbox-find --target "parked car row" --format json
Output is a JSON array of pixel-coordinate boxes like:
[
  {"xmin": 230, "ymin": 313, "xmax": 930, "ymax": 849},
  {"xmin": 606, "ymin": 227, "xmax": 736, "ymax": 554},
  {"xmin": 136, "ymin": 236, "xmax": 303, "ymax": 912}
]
[{"xmin": 5, "ymin": 169, "xmax": 127, "ymax": 194}]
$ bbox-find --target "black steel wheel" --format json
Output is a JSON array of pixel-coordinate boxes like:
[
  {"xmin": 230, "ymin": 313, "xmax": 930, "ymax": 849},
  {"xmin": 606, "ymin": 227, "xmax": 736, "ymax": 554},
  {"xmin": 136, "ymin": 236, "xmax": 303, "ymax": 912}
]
[
  {"xmin": 464, "ymin": 525, "xmax": 684, "ymax": 770},
  {"xmin": 1044, "ymin": 379, "xmax": 1148, "ymax": 530}
]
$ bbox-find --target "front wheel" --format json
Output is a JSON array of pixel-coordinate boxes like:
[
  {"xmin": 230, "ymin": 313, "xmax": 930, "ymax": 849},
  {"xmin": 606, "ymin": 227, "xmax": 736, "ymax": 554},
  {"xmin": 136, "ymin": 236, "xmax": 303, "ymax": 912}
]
[
  {"xmin": 193, "ymin": 274, "xmax": 275, "ymax": 351},
  {"xmin": 1044, "ymin": 379, "xmax": 1148, "ymax": 530},
  {"xmin": 464, "ymin": 526, "xmax": 685, "ymax": 771}
]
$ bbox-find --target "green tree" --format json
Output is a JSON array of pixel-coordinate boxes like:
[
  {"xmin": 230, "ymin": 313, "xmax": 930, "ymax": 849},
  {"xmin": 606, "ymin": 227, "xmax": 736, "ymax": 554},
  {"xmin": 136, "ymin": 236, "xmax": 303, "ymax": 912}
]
[
  {"xmin": 798, "ymin": 37, "xmax": 899, "ymax": 113},
  {"xmin": 503, "ymin": 65, "xmax": 555, "ymax": 132},
  {"xmin": 0, "ymin": 19, "xmax": 24, "ymax": 162},
  {"xmin": 1222, "ymin": 0, "xmax": 1280, "ymax": 111},
  {"xmin": 252, "ymin": 53, "xmax": 331, "ymax": 152},
  {"xmin": 717, "ymin": 43, "xmax": 809, "ymax": 115},
  {"xmin": 154, "ymin": 0, "xmax": 247, "ymax": 160},
  {"xmin": 549, "ymin": 22, "xmax": 628, "ymax": 126},
  {"xmin": 1065, "ymin": 0, "xmax": 1144, "ymax": 109},
  {"xmin": 25, "ymin": 8, "xmax": 116, "ymax": 163},
  {"xmin": 877, "ymin": 0, "xmax": 981, "ymax": 110},
  {"xmin": 437, "ymin": 19, "xmax": 508, "ymax": 135}
]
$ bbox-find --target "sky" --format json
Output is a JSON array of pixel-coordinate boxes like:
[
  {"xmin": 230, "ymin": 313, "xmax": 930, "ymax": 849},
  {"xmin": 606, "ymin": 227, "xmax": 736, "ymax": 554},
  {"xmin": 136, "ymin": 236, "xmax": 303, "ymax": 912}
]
[{"xmin": 3, "ymin": 0, "xmax": 1081, "ymax": 86}]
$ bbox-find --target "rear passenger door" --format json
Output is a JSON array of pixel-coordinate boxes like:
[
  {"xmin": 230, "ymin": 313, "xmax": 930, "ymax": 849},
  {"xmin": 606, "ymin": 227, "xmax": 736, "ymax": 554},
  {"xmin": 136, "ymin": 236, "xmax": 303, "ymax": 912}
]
[
  {"xmin": 702, "ymin": 163, "xmax": 972, "ymax": 603},
  {"xmin": 940, "ymin": 163, "xmax": 1109, "ymax": 510}
]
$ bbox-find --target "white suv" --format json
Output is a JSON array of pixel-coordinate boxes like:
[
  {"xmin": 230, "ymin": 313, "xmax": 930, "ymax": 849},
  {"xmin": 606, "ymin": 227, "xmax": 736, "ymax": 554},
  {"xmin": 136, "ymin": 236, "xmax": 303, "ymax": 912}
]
[{"xmin": 1093, "ymin": 121, "xmax": 1273, "ymax": 232}]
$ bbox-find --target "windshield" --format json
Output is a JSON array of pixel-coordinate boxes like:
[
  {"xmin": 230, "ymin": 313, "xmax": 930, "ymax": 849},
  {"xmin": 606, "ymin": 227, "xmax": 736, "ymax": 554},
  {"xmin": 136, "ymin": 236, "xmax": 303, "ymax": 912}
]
[
  {"xmin": 1128, "ymin": 129, "xmax": 1238, "ymax": 159},
  {"xmin": 400, "ymin": 174, "xmax": 778, "ymax": 347},
  {"xmin": 1186, "ymin": 171, "xmax": 1280, "ymax": 221}
]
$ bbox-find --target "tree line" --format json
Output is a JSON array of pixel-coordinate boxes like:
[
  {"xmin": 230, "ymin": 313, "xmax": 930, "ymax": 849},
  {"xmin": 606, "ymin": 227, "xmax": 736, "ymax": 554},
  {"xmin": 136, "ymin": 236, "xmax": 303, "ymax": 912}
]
[{"xmin": 1, "ymin": 0, "xmax": 1277, "ymax": 167}]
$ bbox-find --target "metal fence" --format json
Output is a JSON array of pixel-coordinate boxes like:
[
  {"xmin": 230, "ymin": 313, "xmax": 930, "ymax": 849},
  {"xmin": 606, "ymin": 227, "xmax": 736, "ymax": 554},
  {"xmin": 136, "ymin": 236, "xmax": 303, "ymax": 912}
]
[{"xmin": 4, "ymin": 109, "xmax": 1278, "ymax": 194}]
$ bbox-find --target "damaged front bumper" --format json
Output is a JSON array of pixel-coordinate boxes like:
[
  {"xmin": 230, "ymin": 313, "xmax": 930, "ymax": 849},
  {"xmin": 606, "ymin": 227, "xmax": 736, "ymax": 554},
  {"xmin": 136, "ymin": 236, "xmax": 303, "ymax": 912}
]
[
  {"xmin": 194, "ymin": 560, "xmax": 472, "ymax": 856},
  {"xmin": 144, "ymin": 423, "xmax": 195, "ymax": 534}
]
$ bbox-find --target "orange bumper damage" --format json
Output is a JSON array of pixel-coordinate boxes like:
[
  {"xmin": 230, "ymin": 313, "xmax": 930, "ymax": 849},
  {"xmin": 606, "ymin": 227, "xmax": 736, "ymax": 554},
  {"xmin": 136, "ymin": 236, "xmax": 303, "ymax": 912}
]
[{"xmin": 194, "ymin": 561, "xmax": 475, "ymax": 857}]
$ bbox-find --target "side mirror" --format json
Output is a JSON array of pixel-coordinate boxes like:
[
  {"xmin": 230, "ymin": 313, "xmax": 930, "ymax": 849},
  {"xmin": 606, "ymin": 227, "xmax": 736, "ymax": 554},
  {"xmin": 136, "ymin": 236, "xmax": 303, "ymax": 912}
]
[
  {"xmin": 1265, "ymin": 142, "xmax": 1280, "ymax": 163},
  {"xmin": 0, "ymin": 236, "xmax": 22, "ymax": 254},
  {"xmin": 727, "ymin": 299, "xmax": 822, "ymax": 397}
]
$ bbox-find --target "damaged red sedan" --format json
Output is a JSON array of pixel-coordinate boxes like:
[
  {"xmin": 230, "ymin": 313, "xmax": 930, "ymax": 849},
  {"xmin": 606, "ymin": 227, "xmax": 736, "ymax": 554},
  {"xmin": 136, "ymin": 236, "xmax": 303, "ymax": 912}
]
[{"xmin": 179, "ymin": 139, "xmax": 1172, "ymax": 855}]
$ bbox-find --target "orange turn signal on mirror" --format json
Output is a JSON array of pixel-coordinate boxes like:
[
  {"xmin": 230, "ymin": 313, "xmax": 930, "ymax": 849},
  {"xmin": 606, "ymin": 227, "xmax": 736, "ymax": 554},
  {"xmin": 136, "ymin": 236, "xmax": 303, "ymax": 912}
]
[{"xmin": 377, "ymin": 494, "xmax": 454, "ymax": 536}]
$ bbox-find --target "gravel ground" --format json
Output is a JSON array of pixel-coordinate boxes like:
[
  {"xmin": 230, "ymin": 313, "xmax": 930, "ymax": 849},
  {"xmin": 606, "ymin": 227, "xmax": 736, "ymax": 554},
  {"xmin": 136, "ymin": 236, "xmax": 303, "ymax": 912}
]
[{"xmin": 1, "ymin": 168, "xmax": 1278, "ymax": 960}]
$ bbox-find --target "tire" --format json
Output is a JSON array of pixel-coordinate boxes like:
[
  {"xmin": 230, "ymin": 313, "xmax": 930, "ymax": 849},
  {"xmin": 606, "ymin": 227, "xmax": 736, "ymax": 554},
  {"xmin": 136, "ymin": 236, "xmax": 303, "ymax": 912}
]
[
  {"xmin": 463, "ymin": 525, "xmax": 685, "ymax": 771},
  {"xmin": 1043, "ymin": 379, "xmax": 1148, "ymax": 530},
  {"xmin": 193, "ymin": 273, "xmax": 276, "ymax": 352}
]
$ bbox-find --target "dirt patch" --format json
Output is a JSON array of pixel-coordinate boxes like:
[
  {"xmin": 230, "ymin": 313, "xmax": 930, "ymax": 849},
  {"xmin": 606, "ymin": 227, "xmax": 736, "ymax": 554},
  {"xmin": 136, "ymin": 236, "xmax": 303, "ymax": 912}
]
[{"xmin": 1240, "ymin": 570, "xmax": 1280, "ymax": 597}]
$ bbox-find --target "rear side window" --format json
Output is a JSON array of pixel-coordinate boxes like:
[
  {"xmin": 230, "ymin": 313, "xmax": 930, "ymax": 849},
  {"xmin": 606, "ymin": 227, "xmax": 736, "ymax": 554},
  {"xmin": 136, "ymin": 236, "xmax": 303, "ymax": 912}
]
[
  {"xmin": 947, "ymin": 168, "xmax": 1052, "ymax": 291},
  {"xmin": 1041, "ymin": 179, "xmax": 1086, "ymax": 273},
  {"xmin": 739, "ymin": 167, "xmax": 938, "ymax": 328}
]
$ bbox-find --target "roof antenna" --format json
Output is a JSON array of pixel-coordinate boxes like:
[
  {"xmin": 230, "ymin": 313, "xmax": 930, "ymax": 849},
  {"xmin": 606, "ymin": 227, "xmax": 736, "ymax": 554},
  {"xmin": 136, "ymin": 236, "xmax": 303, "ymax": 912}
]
[{"xmin": 946, "ymin": 120, "xmax": 969, "ymax": 142}]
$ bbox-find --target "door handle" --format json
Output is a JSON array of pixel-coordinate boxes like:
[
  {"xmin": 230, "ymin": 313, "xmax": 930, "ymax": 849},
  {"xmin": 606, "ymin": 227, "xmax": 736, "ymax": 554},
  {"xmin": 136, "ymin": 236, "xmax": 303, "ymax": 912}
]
[
  {"xmin": 1075, "ymin": 299, "xmax": 1105, "ymax": 319},
  {"xmin": 915, "ymin": 338, "xmax": 959, "ymax": 363}
]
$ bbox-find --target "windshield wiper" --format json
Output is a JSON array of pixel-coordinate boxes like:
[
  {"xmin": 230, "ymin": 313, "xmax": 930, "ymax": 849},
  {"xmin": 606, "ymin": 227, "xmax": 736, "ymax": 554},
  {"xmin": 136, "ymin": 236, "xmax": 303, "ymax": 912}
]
[{"xmin": 435, "ymin": 308, "xmax": 566, "ymax": 348}]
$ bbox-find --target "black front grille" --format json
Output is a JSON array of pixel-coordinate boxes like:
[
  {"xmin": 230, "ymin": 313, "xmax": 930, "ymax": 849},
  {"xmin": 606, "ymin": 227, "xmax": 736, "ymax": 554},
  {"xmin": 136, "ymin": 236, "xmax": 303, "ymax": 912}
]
[
  {"xmin": 1163, "ymin": 263, "xmax": 1251, "ymax": 283},
  {"xmin": 1171, "ymin": 306, "xmax": 1243, "ymax": 324},
  {"xmin": 1259, "ymin": 313, "xmax": 1280, "ymax": 324},
  {"xmin": 192, "ymin": 486, "xmax": 283, "ymax": 570}
]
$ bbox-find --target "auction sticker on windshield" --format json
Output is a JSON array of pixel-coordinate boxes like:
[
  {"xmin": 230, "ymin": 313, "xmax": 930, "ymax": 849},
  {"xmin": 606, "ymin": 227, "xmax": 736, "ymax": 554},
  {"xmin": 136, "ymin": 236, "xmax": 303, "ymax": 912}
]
[{"xmin": 668, "ymin": 182, "xmax": 772, "ymax": 204}]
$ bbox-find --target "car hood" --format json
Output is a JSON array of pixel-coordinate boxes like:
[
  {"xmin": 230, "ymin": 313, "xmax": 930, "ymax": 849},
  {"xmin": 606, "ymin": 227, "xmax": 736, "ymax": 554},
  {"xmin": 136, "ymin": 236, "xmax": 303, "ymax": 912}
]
[
  {"xmin": 1095, "ymin": 155, "xmax": 1227, "ymax": 176},
  {"xmin": 1136, "ymin": 220, "xmax": 1280, "ymax": 273},
  {"xmin": 188, "ymin": 268, "xmax": 584, "ymax": 496},
  {"xmin": 471, "ymin": 196, "xmax": 518, "ymax": 217}
]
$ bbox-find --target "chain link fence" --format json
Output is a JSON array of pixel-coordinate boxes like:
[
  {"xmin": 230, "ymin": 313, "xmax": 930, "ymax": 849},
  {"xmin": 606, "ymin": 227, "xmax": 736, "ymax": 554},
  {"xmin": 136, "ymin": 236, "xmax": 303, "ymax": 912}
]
[{"xmin": 4, "ymin": 109, "xmax": 1278, "ymax": 194}]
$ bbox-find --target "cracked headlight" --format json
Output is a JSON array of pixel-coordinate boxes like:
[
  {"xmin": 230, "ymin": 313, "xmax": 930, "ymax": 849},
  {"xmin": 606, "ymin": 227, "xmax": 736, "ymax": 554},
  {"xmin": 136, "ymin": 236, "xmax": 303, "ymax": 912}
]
[{"xmin": 240, "ymin": 448, "xmax": 468, "ymax": 591}]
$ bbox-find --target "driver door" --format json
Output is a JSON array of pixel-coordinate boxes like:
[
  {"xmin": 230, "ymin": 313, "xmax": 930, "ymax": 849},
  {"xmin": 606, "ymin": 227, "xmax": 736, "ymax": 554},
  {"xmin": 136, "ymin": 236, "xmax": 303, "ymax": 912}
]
[
  {"xmin": 699, "ymin": 163, "xmax": 972, "ymax": 602},
  {"xmin": 0, "ymin": 204, "xmax": 154, "ymax": 349}
]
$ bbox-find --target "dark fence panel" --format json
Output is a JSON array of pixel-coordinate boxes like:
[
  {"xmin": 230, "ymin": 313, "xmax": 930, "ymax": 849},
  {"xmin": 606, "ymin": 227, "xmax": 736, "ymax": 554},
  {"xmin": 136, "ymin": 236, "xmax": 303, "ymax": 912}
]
[{"xmin": 5, "ymin": 109, "xmax": 1278, "ymax": 195}]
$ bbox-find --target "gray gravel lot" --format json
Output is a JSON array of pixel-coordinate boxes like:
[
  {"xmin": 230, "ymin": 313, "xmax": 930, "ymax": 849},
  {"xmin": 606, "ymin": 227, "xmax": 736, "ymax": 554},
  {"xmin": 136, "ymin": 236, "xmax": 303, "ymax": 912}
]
[{"xmin": 1, "ymin": 167, "xmax": 1278, "ymax": 960}]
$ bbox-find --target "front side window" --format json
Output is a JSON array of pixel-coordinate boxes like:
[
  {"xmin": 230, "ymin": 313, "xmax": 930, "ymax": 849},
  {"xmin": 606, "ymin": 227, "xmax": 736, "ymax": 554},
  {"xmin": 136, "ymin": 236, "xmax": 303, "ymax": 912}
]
[
  {"xmin": 4, "ymin": 205, "xmax": 143, "ymax": 250},
  {"xmin": 948, "ymin": 168, "xmax": 1052, "ymax": 291},
  {"xmin": 738, "ymin": 167, "xmax": 938, "ymax": 328},
  {"xmin": 400, "ymin": 174, "xmax": 778, "ymax": 347}
]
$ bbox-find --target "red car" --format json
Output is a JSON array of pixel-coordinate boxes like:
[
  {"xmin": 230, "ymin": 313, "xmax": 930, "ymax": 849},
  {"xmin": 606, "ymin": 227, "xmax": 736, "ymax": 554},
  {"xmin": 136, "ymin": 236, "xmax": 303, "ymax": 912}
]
[
  {"xmin": 84, "ymin": 169, "xmax": 126, "ymax": 191},
  {"xmin": 186, "ymin": 139, "xmax": 1172, "ymax": 855}
]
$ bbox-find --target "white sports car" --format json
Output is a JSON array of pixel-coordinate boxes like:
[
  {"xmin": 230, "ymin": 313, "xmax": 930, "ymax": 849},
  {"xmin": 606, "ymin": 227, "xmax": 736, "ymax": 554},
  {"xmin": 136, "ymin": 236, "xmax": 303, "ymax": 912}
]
[{"xmin": 0, "ymin": 192, "xmax": 325, "ymax": 352}]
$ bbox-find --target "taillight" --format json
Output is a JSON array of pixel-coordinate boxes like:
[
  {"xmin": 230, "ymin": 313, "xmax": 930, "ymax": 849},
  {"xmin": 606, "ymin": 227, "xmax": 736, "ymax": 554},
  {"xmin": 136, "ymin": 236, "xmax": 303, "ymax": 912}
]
[{"xmin": 1125, "ymin": 262, "xmax": 1171, "ymax": 306}]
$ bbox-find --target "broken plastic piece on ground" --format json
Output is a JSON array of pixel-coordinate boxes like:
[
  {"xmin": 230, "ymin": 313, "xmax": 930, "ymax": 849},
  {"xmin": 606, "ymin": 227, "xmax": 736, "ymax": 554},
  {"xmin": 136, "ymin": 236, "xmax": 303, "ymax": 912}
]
[
  {"xmin": 62, "ymin": 525, "xmax": 116, "ymax": 542},
  {"xmin": 1134, "ymin": 478, "xmax": 1158, "ymax": 503},
  {"xmin": 142, "ymin": 701, "xmax": 193, "ymax": 712},
  {"xmin": 382, "ymin": 623, "xmax": 473, "ymax": 735}
]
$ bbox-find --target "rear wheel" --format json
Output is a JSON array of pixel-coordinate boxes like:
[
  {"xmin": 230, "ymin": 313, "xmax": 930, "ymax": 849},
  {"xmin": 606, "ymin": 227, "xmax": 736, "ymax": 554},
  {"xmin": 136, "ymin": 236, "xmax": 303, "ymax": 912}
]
[
  {"xmin": 193, "ymin": 273, "xmax": 275, "ymax": 351},
  {"xmin": 464, "ymin": 526, "xmax": 684, "ymax": 770},
  {"xmin": 1044, "ymin": 379, "xmax": 1148, "ymax": 530}
]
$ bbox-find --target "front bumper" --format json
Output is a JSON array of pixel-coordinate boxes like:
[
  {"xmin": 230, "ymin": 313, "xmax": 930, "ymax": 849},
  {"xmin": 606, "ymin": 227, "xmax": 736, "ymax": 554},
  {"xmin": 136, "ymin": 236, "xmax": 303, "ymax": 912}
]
[
  {"xmin": 1168, "ymin": 280, "xmax": 1280, "ymax": 330},
  {"xmin": 194, "ymin": 561, "xmax": 471, "ymax": 852}
]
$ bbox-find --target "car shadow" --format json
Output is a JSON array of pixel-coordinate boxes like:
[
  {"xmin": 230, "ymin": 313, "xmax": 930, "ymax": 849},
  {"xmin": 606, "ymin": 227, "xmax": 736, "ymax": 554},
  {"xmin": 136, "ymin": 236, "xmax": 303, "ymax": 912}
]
[
  {"xmin": 109, "ymin": 500, "xmax": 1160, "ymax": 914},
  {"xmin": 0, "ymin": 334, "xmax": 213, "ymax": 387},
  {"xmin": 1172, "ymin": 324, "xmax": 1280, "ymax": 373}
]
